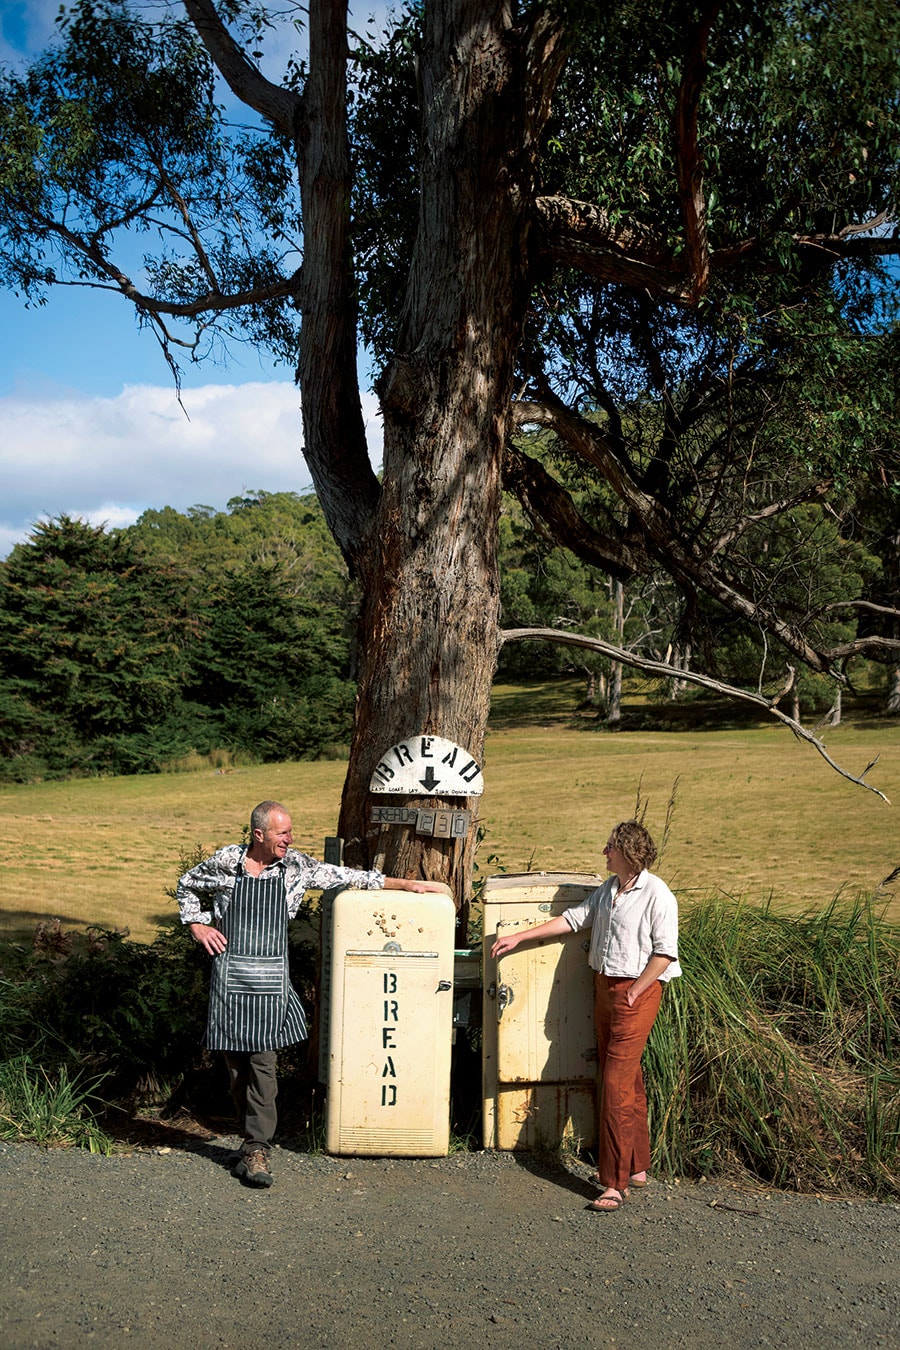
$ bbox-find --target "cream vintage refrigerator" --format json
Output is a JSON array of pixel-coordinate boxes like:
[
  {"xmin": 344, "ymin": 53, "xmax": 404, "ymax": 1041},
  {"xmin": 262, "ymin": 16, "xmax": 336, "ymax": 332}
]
[
  {"xmin": 323, "ymin": 884, "xmax": 456, "ymax": 1156},
  {"xmin": 482, "ymin": 872, "xmax": 600, "ymax": 1151}
]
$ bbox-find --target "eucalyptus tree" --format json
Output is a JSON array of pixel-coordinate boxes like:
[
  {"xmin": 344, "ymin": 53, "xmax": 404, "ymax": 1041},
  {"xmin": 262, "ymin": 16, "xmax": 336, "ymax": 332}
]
[
  {"xmin": 0, "ymin": 516, "xmax": 193, "ymax": 777},
  {"xmin": 2, "ymin": 1, "xmax": 898, "ymax": 901}
]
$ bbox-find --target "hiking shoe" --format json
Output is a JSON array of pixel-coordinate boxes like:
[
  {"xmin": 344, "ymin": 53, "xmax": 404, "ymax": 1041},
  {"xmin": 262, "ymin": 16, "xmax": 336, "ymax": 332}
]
[{"xmin": 232, "ymin": 1148, "xmax": 273, "ymax": 1188}]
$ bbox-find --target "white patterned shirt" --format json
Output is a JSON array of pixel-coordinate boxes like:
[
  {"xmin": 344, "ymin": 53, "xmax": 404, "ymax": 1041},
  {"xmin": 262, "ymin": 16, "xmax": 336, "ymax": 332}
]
[
  {"xmin": 562, "ymin": 869, "xmax": 681, "ymax": 981},
  {"xmin": 176, "ymin": 845, "xmax": 385, "ymax": 926}
]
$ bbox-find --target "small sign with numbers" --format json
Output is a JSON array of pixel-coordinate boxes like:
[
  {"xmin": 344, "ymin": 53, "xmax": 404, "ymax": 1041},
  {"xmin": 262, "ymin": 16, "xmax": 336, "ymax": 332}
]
[{"xmin": 371, "ymin": 806, "xmax": 472, "ymax": 838}]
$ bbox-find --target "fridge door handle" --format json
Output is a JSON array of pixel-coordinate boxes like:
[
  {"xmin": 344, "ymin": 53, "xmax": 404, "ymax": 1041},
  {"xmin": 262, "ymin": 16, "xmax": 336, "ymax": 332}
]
[{"xmin": 496, "ymin": 982, "xmax": 515, "ymax": 1019}]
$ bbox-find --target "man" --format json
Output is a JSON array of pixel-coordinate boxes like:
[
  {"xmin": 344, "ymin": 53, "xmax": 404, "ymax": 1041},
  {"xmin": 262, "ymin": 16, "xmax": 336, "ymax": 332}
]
[{"xmin": 177, "ymin": 799, "xmax": 443, "ymax": 1188}]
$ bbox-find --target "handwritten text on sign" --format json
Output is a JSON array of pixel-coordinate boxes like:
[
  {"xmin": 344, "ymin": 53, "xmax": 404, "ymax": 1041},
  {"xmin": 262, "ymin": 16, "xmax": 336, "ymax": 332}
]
[
  {"xmin": 371, "ymin": 805, "xmax": 471, "ymax": 837},
  {"xmin": 369, "ymin": 736, "xmax": 484, "ymax": 796}
]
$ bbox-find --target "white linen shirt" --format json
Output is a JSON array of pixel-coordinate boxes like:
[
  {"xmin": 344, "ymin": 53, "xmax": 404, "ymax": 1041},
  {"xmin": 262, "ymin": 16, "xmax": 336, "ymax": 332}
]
[
  {"xmin": 562, "ymin": 870, "xmax": 681, "ymax": 981},
  {"xmin": 176, "ymin": 845, "xmax": 385, "ymax": 927}
]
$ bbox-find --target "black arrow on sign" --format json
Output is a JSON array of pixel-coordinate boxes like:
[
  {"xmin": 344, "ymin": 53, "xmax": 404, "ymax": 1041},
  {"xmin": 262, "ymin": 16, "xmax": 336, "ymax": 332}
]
[{"xmin": 419, "ymin": 766, "xmax": 441, "ymax": 791}]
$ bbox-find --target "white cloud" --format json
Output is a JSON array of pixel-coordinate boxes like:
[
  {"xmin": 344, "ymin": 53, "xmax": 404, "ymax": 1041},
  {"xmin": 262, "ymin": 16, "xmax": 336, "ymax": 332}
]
[{"xmin": 0, "ymin": 380, "xmax": 384, "ymax": 556}]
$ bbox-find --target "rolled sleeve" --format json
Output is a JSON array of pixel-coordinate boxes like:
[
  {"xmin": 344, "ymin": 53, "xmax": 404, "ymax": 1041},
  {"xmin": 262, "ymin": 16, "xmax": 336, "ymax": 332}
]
[
  {"xmin": 175, "ymin": 846, "xmax": 243, "ymax": 926},
  {"xmin": 650, "ymin": 888, "xmax": 679, "ymax": 962},
  {"xmin": 563, "ymin": 887, "xmax": 601, "ymax": 934}
]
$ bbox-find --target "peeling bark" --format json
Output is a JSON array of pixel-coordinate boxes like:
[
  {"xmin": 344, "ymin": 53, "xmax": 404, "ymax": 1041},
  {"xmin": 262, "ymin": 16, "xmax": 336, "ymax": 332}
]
[{"xmin": 335, "ymin": 1, "xmax": 564, "ymax": 916}]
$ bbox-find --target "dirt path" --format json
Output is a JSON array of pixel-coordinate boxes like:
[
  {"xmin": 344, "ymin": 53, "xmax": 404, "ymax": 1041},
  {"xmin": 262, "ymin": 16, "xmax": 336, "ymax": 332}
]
[{"xmin": 1, "ymin": 1136, "xmax": 898, "ymax": 1349}]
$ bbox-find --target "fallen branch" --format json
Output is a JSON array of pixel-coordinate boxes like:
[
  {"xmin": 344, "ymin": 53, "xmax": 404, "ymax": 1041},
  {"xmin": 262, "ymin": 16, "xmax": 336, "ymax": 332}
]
[{"xmin": 499, "ymin": 627, "xmax": 890, "ymax": 803}]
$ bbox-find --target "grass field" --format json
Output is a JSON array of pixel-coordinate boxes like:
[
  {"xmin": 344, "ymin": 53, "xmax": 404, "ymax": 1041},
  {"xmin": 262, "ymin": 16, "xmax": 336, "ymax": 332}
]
[{"xmin": 1, "ymin": 681, "xmax": 899, "ymax": 942}]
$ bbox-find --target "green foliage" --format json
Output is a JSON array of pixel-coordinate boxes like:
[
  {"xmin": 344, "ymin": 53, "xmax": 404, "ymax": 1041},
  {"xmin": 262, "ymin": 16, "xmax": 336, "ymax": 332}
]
[
  {"xmin": 185, "ymin": 562, "xmax": 355, "ymax": 760},
  {"xmin": 548, "ymin": 1, "xmax": 900, "ymax": 248},
  {"xmin": 646, "ymin": 897, "xmax": 900, "ymax": 1196},
  {"xmin": 691, "ymin": 502, "xmax": 883, "ymax": 699},
  {"xmin": 505, "ymin": 2, "xmax": 900, "ymax": 695},
  {"xmin": 0, "ymin": 908, "xmax": 210, "ymax": 1147},
  {"xmin": 0, "ymin": 1056, "xmax": 113, "ymax": 1152},
  {"xmin": 0, "ymin": 516, "xmax": 196, "ymax": 777},
  {"xmin": 0, "ymin": 918, "xmax": 211, "ymax": 1098},
  {"xmin": 0, "ymin": 0, "xmax": 300, "ymax": 365},
  {"xmin": 0, "ymin": 493, "xmax": 358, "ymax": 781}
]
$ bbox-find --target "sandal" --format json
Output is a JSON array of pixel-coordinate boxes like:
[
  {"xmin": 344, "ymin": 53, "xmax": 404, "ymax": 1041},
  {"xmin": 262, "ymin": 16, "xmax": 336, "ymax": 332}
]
[{"xmin": 587, "ymin": 1187, "xmax": 627, "ymax": 1212}]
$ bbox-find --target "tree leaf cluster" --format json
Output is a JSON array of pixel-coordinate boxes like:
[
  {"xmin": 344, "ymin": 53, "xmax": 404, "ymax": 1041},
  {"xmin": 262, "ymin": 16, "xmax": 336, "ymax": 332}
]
[
  {"xmin": 0, "ymin": 491, "xmax": 358, "ymax": 782},
  {"xmin": 0, "ymin": 0, "xmax": 301, "ymax": 367}
]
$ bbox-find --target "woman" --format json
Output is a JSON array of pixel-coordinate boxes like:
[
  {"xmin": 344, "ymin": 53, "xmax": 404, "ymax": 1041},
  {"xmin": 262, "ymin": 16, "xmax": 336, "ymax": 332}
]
[{"xmin": 491, "ymin": 819, "xmax": 680, "ymax": 1212}]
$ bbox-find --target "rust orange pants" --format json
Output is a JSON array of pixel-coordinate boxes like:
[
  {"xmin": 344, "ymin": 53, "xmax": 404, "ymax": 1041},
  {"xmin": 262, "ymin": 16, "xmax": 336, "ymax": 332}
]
[{"xmin": 593, "ymin": 972, "xmax": 663, "ymax": 1192}]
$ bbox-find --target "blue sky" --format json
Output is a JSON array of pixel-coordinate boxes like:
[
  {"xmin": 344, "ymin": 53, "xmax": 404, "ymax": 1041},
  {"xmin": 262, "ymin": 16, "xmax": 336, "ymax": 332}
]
[{"xmin": 0, "ymin": 0, "xmax": 384, "ymax": 557}]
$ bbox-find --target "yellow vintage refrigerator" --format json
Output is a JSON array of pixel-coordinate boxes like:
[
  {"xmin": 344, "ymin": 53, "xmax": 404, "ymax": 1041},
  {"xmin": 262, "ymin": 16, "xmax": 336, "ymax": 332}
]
[
  {"xmin": 482, "ymin": 872, "xmax": 600, "ymax": 1151},
  {"xmin": 323, "ymin": 884, "xmax": 455, "ymax": 1156}
]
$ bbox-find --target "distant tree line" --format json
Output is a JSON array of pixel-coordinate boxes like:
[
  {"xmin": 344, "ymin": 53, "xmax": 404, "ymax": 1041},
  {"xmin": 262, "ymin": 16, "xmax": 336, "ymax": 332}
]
[
  {"xmin": 0, "ymin": 491, "xmax": 359, "ymax": 781},
  {"xmin": 1, "ymin": 481, "xmax": 897, "ymax": 783}
]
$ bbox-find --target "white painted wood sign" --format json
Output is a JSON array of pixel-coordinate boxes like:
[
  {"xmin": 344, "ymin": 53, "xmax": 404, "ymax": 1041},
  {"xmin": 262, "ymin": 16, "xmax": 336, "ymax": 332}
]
[{"xmin": 369, "ymin": 736, "xmax": 484, "ymax": 796}]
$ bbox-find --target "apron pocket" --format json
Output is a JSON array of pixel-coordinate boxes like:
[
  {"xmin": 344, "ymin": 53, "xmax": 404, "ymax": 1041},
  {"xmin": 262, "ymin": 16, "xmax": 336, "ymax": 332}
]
[{"xmin": 225, "ymin": 955, "xmax": 285, "ymax": 995}]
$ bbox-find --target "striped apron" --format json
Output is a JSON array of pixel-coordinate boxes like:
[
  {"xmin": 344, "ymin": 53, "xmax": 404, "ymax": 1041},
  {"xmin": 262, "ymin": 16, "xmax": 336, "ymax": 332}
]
[{"xmin": 205, "ymin": 871, "xmax": 308, "ymax": 1052}]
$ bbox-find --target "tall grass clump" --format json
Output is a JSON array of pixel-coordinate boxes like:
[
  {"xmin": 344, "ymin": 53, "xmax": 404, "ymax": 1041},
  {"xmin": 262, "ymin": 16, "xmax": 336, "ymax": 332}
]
[
  {"xmin": 646, "ymin": 896, "xmax": 900, "ymax": 1196},
  {"xmin": 0, "ymin": 1056, "xmax": 112, "ymax": 1153}
]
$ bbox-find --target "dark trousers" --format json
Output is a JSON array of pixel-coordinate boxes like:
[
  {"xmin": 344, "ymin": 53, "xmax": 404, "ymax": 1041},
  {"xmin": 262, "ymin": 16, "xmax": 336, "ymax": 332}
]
[
  {"xmin": 593, "ymin": 973, "xmax": 663, "ymax": 1192},
  {"xmin": 223, "ymin": 1050, "xmax": 278, "ymax": 1153}
]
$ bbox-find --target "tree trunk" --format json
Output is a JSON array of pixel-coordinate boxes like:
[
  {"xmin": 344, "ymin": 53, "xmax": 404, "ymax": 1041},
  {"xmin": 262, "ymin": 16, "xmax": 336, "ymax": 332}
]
[
  {"xmin": 607, "ymin": 580, "xmax": 624, "ymax": 723},
  {"xmin": 885, "ymin": 667, "xmax": 900, "ymax": 716},
  {"xmin": 335, "ymin": 2, "xmax": 564, "ymax": 923},
  {"xmin": 296, "ymin": 0, "xmax": 381, "ymax": 565},
  {"xmin": 828, "ymin": 686, "xmax": 842, "ymax": 727},
  {"xmin": 668, "ymin": 643, "xmax": 691, "ymax": 700}
]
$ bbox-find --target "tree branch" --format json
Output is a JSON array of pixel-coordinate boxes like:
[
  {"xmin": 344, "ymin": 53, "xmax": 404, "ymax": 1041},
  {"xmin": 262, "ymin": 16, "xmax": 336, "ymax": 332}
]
[
  {"xmin": 294, "ymin": 0, "xmax": 381, "ymax": 567},
  {"xmin": 510, "ymin": 396, "xmax": 840, "ymax": 675},
  {"xmin": 533, "ymin": 195, "xmax": 687, "ymax": 297},
  {"xmin": 673, "ymin": 5, "xmax": 719, "ymax": 301},
  {"xmin": 153, "ymin": 156, "xmax": 221, "ymax": 293},
  {"xmin": 824, "ymin": 635, "xmax": 900, "ymax": 659},
  {"xmin": 823, "ymin": 599, "xmax": 900, "ymax": 620},
  {"xmin": 710, "ymin": 225, "xmax": 900, "ymax": 270},
  {"xmin": 534, "ymin": 194, "xmax": 900, "ymax": 302},
  {"xmin": 502, "ymin": 443, "xmax": 639, "ymax": 581},
  {"xmin": 30, "ymin": 209, "xmax": 300, "ymax": 316},
  {"xmin": 708, "ymin": 479, "xmax": 833, "ymax": 556},
  {"xmin": 183, "ymin": 0, "xmax": 303, "ymax": 138},
  {"xmin": 500, "ymin": 627, "xmax": 890, "ymax": 802},
  {"xmin": 521, "ymin": 10, "xmax": 568, "ymax": 166}
]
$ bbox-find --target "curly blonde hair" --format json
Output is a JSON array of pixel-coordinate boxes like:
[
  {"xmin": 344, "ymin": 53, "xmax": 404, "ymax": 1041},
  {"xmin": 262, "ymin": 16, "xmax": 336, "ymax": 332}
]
[{"xmin": 609, "ymin": 819, "xmax": 658, "ymax": 873}]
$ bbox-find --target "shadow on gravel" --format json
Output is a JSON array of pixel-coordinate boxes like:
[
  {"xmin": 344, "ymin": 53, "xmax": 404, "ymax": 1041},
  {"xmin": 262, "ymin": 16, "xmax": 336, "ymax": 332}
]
[
  {"xmin": 185, "ymin": 1140, "xmax": 241, "ymax": 1170},
  {"xmin": 99, "ymin": 1106, "xmax": 224, "ymax": 1153},
  {"xmin": 512, "ymin": 1151, "xmax": 597, "ymax": 1202}
]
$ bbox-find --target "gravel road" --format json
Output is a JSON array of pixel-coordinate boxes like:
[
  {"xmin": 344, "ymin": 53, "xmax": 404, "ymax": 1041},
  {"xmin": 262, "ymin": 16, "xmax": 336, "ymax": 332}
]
[{"xmin": 1, "ymin": 1136, "xmax": 898, "ymax": 1349}]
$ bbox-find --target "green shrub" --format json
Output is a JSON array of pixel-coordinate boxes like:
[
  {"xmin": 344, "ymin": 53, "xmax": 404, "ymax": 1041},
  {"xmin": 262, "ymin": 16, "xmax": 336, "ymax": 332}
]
[
  {"xmin": 0, "ymin": 919, "xmax": 211, "ymax": 1104},
  {"xmin": 0, "ymin": 846, "xmax": 323, "ymax": 1136}
]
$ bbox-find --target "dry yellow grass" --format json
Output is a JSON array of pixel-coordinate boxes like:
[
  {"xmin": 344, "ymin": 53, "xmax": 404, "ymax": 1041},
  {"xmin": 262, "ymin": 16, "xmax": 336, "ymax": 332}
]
[{"xmin": 1, "ymin": 685, "xmax": 898, "ymax": 942}]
